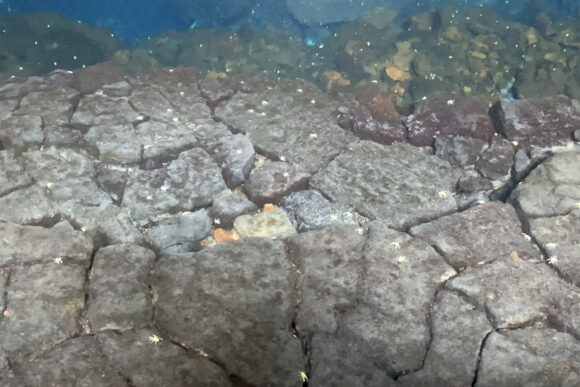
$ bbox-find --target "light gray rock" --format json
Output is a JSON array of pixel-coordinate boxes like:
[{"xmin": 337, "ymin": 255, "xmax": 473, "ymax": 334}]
[
  {"xmin": 510, "ymin": 151, "xmax": 580, "ymax": 217},
  {"xmin": 233, "ymin": 208, "xmax": 296, "ymax": 238}
]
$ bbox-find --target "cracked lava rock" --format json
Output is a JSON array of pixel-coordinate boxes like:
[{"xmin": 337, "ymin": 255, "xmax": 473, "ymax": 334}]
[{"xmin": 0, "ymin": 63, "xmax": 580, "ymax": 386}]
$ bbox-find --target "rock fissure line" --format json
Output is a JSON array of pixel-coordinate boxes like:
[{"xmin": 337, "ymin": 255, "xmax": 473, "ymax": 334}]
[{"xmin": 470, "ymin": 330, "xmax": 493, "ymax": 387}]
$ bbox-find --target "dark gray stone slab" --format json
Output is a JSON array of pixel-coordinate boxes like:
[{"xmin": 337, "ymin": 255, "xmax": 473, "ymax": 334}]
[
  {"xmin": 74, "ymin": 61, "xmax": 126, "ymax": 95},
  {"xmin": 198, "ymin": 76, "xmax": 235, "ymax": 107},
  {"xmin": 447, "ymin": 260, "xmax": 576, "ymax": 328},
  {"xmin": 410, "ymin": 202, "xmax": 541, "ymax": 270},
  {"xmin": 510, "ymin": 151, "xmax": 580, "ymax": 217},
  {"xmin": 0, "ymin": 221, "xmax": 93, "ymax": 267},
  {"xmin": 71, "ymin": 93, "xmax": 141, "ymax": 128},
  {"xmin": 476, "ymin": 326, "xmax": 580, "ymax": 386},
  {"xmin": 343, "ymin": 223, "xmax": 454, "ymax": 374},
  {"xmin": 0, "ymin": 263, "xmax": 86, "ymax": 358},
  {"xmin": 58, "ymin": 203, "xmax": 145, "ymax": 248},
  {"xmin": 97, "ymin": 328, "xmax": 232, "ymax": 387},
  {"xmin": 214, "ymin": 78, "xmax": 352, "ymax": 174},
  {"xmin": 309, "ymin": 333, "xmax": 396, "ymax": 387},
  {"xmin": 209, "ymin": 189, "xmax": 258, "ymax": 229},
  {"xmin": 19, "ymin": 336, "xmax": 127, "ymax": 386},
  {"xmin": 287, "ymin": 226, "xmax": 366, "ymax": 333},
  {"xmin": 85, "ymin": 124, "xmax": 142, "ymax": 165},
  {"xmin": 399, "ymin": 291, "xmax": 492, "ymax": 386},
  {"xmin": 280, "ymin": 189, "xmax": 359, "ymax": 232},
  {"xmin": 136, "ymin": 120, "xmax": 199, "ymax": 168},
  {"xmin": 152, "ymin": 238, "xmax": 303, "ymax": 386},
  {"xmin": 312, "ymin": 141, "xmax": 462, "ymax": 228},
  {"xmin": 244, "ymin": 160, "xmax": 310, "ymax": 206},
  {"xmin": 122, "ymin": 148, "xmax": 226, "ymax": 225},
  {"xmin": 88, "ymin": 244, "xmax": 156, "ymax": 332},
  {"xmin": 146, "ymin": 209, "xmax": 211, "ymax": 254},
  {"xmin": 129, "ymin": 86, "xmax": 176, "ymax": 123},
  {"xmin": 127, "ymin": 67, "xmax": 210, "ymax": 124},
  {"xmin": 475, "ymin": 137, "xmax": 515, "ymax": 181}
]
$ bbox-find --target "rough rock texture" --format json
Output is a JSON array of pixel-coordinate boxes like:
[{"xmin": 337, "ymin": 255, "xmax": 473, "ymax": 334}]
[
  {"xmin": 214, "ymin": 78, "xmax": 353, "ymax": 174},
  {"xmin": 399, "ymin": 291, "xmax": 492, "ymax": 386},
  {"xmin": 405, "ymin": 93, "xmax": 496, "ymax": 147},
  {"xmin": 88, "ymin": 244, "xmax": 156, "ymax": 332},
  {"xmin": 122, "ymin": 148, "xmax": 227, "ymax": 225},
  {"xmin": 280, "ymin": 189, "xmax": 359, "ymax": 231},
  {"xmin": 1, "ymin": 67, "xmax": 580, "ymax": 385},
  {"xmin": 510, "ymin": 151, "xmax": 580, "ymax": 217},
  {"xmin": 410, "ymin": 202, "xmax": 541, "ymax": 270},
  {"xmin": 312, "ymin": 141, "xmax": 462, "ymax": 228},
  {"xmin": 97, "ymin": 328, "xmax": 232, "ymax": 386},
  {"xmin": 476, "ymin": 325, "xmax": 580, "ymax": 386},
  {"xmin": 529, "ymin": 210, "xmax": 580, "ymax": 286},
  {"xmin": 244, "ymin": 160, "xmax": 310, "ymax": 206},
  {"xmin": 152, "ymin": 238, "xmax": 304, "ymax": 386},
  {"xmin": 494, "ymin": 95, "xmax": 580, "ymax": 153},
  {"xmin": 145, "ymin": 209, "xmax": 212, "ymax": 254}
]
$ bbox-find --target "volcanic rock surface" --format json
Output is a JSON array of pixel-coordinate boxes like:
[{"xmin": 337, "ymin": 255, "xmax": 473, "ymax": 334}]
[{"xmin": 0, "ymin": 63, "xmax": 579, "ymax": 386}]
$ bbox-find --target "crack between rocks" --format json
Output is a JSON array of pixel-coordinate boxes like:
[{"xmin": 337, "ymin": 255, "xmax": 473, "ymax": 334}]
[
  {"xmin": 394, "ymin": 286, "xmax": 440, "ymax": 380},
  {"xmin": 510, "ymin": 198, "xmax": 579, "ymax": 289},
  {"xmin": 93, "ymin": 334, "xmax": 135, "ymax": 387},
  {"xmin": 0, "ymin": 269, "xmax": 13, "ymax": 324},
  {"xmin": 148, "ymin": 268, "xmax": 250, "ymax": 386},
  {"xmin": 4, "ymin": 357, "xmax": 28, "ymax": 387},
  {"xmin": 150, "ymin": 317, "xmax": 250, "ymax": 386},
  {"xmin": 284, "ymin": 238, "xmax": 312, "ymax": 386},
  {"xmin": 0, "ymin": 180, "xmax": 36, "ymax": 199},
  {"xmin": 470, "ymin": 330, "xmax": 493, "ymax": 387}
]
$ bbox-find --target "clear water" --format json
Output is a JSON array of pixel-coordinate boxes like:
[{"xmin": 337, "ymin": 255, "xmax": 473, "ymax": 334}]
[{"xmin": 1, "ymin": 0, "xmax": 579, "ymax": 101}]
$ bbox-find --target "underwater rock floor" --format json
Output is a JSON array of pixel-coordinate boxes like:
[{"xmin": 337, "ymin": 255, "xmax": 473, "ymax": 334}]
[{"xmin": 0, "ymin": 63, "xmax": 580, "ymax": 386}]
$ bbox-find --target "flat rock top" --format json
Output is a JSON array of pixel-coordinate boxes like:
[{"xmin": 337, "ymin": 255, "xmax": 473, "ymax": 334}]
[{"xmin": 0, "ymin": 66, "xmax": 579, "ymax": 386}]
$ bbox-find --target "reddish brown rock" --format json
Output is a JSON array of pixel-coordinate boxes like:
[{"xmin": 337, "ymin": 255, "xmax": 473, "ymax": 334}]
[
  {"xmin": 492, "ymin": 95, "xmax": 580, "ymax": 152},
  {"xmin": 406, "ymin": 93, "xmax": 495, "ymax": 147}
]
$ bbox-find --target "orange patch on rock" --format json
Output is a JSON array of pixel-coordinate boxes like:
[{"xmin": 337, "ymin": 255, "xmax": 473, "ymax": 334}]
[
  {"xmin": 385, "ymin": 65, "xmax": 412, "ymax": 82},
  {"xmin": 214, "ymin": 228, "xmax": 240, "ymax": 243},
  {"xmin": 263, "ymin": 203, "xmax": 278, "ymax": 212}
]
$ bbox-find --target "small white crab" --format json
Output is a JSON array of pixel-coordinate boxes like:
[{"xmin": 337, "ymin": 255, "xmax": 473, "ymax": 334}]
[
  {"xmin": 390, "ymin": 241, "xmax": 401, "ymax": 249},
  {"xmin": 53, "ymin": 257, "xmax": 63, "ymax": 264},
  {"xmin": 545, "ymin": 242, "xmax": 557, "ymax": 250},
  {"xmin": 547, "ymin": 256, "xmax": 559, "ymax": 266},
  {"xmin": 148, "ymin": 335, "xmax": 162, "ymax": 344},
  {"xmin": 299, "ymin": 371, "xmax": 308, "ymax": 382}
]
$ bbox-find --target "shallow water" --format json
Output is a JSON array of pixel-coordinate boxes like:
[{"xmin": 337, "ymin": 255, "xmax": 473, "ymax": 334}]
[{"xmin": 1, "ymin": 0, "xmax": 580, "ymax": 102}]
